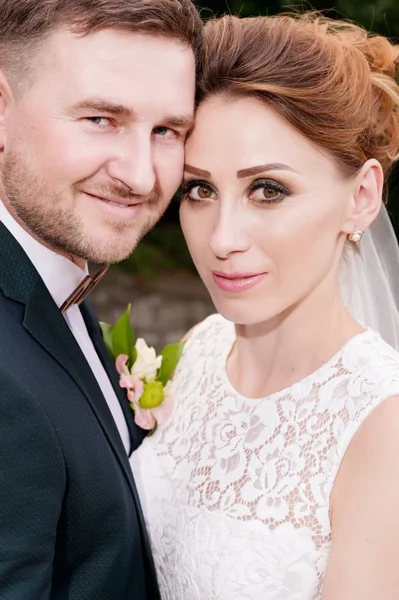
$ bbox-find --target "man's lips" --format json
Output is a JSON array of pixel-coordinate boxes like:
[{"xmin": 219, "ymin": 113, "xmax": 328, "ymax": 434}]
[
  {"xmin": 83, "ymin": 191, "xmax": 143, "ymax": 208},
  {"xmin": 211, "ymin": 270, "xmax": 268, "ymax": 292}
]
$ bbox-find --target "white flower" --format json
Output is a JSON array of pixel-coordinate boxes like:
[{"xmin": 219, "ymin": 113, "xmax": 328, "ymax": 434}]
[{"xmin": 131, "ymin": 338, "xmax": 163, "ymax": 382}]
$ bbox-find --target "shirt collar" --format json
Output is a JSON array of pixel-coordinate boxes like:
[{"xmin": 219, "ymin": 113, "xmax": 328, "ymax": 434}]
[{"xmin": 0, "ymin": 201, "xmax": 88, "ymax": 308}]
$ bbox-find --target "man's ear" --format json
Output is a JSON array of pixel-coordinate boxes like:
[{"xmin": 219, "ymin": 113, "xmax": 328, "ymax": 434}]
[
  {"xmin": 0, "ymin": 70, "xmax": 14, "ymax": 153},
  {"xmin": 342, "ymin": 159, "xmax": 383, "ymax": 234}
]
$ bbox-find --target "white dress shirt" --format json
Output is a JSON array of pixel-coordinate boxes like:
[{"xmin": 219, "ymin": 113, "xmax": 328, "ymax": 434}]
[{"xmin": 0, "ymin": 201, "xmax": 130, "ymax": 454}]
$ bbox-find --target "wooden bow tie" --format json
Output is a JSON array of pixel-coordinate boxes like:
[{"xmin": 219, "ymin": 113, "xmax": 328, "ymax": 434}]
[{"xmin": 60, "ymin": 265, "xmax": 109, "ymax": 314}]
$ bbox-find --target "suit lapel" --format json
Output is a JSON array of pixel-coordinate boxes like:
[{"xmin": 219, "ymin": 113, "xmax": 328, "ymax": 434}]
[
  {"xmin": 0, "ymin": 224, "xmax": 135, "ymax": 495},
  {"xmin": 79, "ymin": 302, "xmax": 161, "ymax": 592},
  {"xmin": 79, "ymin": 304, "xmax": 160, "ymax": 594},
  {"xmin": 80, "ymin": 300, "xmax": 147, "ymax": 452},
  {"xmin": 0, "ymin": 223, "xmax": 160, "ymax": 596}
]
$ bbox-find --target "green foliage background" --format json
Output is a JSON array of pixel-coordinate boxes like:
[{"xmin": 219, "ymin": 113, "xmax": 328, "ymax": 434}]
[
  {"xmin": 199, "ymin": 0, "xmax": 399, "ymax": 36},
  {"xmin": 124, "ymin": 0, "xmax": 399, "ymax": 277}
]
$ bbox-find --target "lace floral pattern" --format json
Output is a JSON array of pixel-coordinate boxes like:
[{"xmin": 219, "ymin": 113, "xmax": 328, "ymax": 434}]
[{"xmin": 131, "ymin": 314, "xmax": 399, "ymax": 599}]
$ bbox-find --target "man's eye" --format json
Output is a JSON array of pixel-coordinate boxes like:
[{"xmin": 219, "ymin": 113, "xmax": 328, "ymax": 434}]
[
  {"xmin": 86, "ymin": 117, "xmax": 111, "ymax": 127},
  {"xmin": 153, "ymin": 126, "xmax": 175, "ymax": 138}
]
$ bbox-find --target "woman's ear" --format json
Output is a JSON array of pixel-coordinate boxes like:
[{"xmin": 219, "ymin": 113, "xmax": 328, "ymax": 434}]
[{"xmin": 343, "ymin": 159, "xmax": 383, "ymax": 234}]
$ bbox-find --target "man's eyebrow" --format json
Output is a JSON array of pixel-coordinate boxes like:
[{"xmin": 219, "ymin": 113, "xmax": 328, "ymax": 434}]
[
  {"xmin": 73, "ymin": 99, "xmax": 135, "ymax": 118},
  {"xmin": 184, "ymin": 164, "xmax": 211, "ymax": 177},
  {"xmin": 163, "ymin": 115, "xmax": 194, "ymax": 130},
  {"xmin": 73, "ymin": 101, "xmax": 194, "ymax": 130}
]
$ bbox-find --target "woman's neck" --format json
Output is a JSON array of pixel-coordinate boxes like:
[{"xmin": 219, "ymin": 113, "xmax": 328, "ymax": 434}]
[{"xmin": 226, "ymin": 281, "xmax": 364, "ymax": 399}]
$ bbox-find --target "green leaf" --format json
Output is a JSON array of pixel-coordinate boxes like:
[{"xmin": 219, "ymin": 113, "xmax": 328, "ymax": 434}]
[
  {"xmin": 100, "ymin": 322, "xmax": 116, "ymax": 361},
  {"xmin": 111, "ymin": 304, "xmax": 135, "ymax": 367},
  {"xmin": 156, "ymin": 342, "xmax": 185, "ymax": 386},
  {"xmin": 130, "ymin": 340, "xmax": 137, "ymax": 366}
]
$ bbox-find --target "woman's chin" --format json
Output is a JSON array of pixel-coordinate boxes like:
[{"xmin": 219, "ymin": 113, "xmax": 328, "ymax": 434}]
[{"xmin": 212, "ymin": 301, "xmax": 267, "ymax": 327}]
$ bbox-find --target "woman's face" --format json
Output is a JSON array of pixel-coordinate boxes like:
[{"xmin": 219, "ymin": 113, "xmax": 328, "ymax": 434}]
[{"xmin": 180, "ymin": 96, "xmax": 357, "ymax": 325}]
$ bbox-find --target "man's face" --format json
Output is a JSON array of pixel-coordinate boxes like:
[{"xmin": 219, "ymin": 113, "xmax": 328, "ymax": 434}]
[{"xmin": 0, "ymin": 28, "xmax": 195, "ymax": 264}]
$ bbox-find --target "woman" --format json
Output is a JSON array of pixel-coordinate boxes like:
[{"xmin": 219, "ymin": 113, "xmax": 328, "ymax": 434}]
[{"xmin": 131, "ymin": 13, "xmax": 399, "ymax": 599}]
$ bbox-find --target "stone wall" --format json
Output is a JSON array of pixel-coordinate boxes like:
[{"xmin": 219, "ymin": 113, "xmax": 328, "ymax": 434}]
[{"xmin": 91, "ymin": 268, "xmax": 215, "ymax": 351}]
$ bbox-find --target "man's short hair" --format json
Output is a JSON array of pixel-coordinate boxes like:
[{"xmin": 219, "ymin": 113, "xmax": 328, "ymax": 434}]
[{"xmin": 0, "ymin": 0, "xmax": 203, "ymax": 89}]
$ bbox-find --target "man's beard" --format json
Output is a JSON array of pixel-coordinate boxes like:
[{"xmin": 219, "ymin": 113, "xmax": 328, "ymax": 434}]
[{"xmin": 1, "ymin": 148, "xmax": 164, "ymax": 264}]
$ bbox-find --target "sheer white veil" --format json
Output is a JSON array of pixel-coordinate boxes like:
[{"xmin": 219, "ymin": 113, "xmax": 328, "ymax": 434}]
[{"xmin": 341, "ymin": 204, "xmax": 399, "ymax": 350}]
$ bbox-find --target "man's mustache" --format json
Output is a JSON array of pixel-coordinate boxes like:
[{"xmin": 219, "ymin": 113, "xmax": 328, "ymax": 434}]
[{"xmin": 74, "ymin": 181, "xmax": 160, "ymax": 206}]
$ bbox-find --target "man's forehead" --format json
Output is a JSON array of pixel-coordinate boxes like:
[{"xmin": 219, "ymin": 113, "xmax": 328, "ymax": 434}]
[
  {"xmin": 46, "ymin": 27, "xmax": 195, "ymax": 67},
  {"xmin": 33, "ymin": 27, "xmax": 195, "ymax": 115},
  {"xmin": 45, "ymin": 27, "xmax": 195, "ymax": 92}
]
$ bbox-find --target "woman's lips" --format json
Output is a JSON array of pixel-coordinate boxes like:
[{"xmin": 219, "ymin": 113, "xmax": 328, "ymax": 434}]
[{"xmin": 212, "ymin": 271, "xmax": 268, "ymax": 292}]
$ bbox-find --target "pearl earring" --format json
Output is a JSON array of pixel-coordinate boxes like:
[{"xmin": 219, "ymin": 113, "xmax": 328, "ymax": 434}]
[{"xmin": 348, "ymin": 227, "xmax": 364, "ymax": 244}]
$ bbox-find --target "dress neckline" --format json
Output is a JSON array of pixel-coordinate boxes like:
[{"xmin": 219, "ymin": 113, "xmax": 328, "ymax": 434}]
[{"xmin": 218, "ymin": 319, "xmax": 375, "ymax": 402}]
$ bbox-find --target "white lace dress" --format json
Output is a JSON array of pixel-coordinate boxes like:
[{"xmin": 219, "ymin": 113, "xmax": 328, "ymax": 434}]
[{"xmin": 130, "ymin": 314, "xmax": 399, "ymax": 600}]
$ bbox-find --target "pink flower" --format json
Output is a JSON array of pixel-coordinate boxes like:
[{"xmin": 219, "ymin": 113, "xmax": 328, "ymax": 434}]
[
  {"xmin": 126, "ymin": 380, "xmax": 145, "ymax": 405},
  {"xmin": 134, "ymin": 405, "xmax": 157, "ymax": 430},
  {"xmin": 115, "ymin": 355, "xmax": 174, "ymax": 431},
  {"xmin": 115, "ymin": 353, "xmax": 144, "ymax": 404},
  {"xmin": 115, "ymin": 354, "xmax": 130, "ymax": 379}
]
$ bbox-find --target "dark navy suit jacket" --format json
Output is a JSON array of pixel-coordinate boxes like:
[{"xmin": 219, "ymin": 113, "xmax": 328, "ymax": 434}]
[{"xmin": 0, "ymin": 223, "xmax": 160, "ymax": 600}]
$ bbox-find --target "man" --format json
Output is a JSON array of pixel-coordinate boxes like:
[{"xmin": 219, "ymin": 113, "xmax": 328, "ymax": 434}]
[{"xmin": 0, "ymin": 1, "xmax": 202, "ymax": 598}]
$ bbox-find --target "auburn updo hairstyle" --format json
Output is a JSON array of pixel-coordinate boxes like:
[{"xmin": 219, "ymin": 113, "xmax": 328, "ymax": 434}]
[{"xmin": 198, "ymin": 13, "xmax": 399, "ymax": 182}]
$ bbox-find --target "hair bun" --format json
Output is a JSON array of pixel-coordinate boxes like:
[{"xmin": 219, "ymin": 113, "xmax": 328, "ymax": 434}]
[
  {"xmin": 348, "ymin": 31, "xmax": 399, "ymax": 79},
  {"xmin": 308, "ymin": 16, "xmax": 399, "ymax": 174},
  {"xmin": 200, "ymin": 12, "xmax": 399, "ymax": 179}
]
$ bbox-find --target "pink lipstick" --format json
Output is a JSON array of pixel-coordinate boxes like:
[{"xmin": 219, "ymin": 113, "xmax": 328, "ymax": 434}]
[{"xmin": 212, "ymin": 271, "xmax": 267, "ymax": 292}]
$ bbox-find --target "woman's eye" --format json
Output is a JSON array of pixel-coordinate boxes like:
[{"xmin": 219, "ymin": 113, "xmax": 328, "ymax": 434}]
[
  {"xmin": 189, "ymin": 185, "xmax": 215, "ymax": 201},
  {"xmin": 249, "ymin": 179, "xmax": 290, "ymax": 204},
  {"xmin": 181, "ymin": 181, "xmax": 216, "ymax": 202},
  {"xmin": 195, "ymin": 185, "xmax": 214, "ymax": 199},
  {"xmin": 263, "ymin": 187, "xmax": 279, "ymax": 199}
]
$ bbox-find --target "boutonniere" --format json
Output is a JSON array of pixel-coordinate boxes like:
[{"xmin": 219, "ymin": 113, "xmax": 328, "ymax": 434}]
[{"xmin": 100, "ymin": 305, "xmax": 185, "ymax": 432}]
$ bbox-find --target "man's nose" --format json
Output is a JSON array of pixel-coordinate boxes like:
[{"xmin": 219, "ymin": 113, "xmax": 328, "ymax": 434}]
[{"xmin": 106, "ymin": 132, "xmax": 156, "ymax": 196}]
